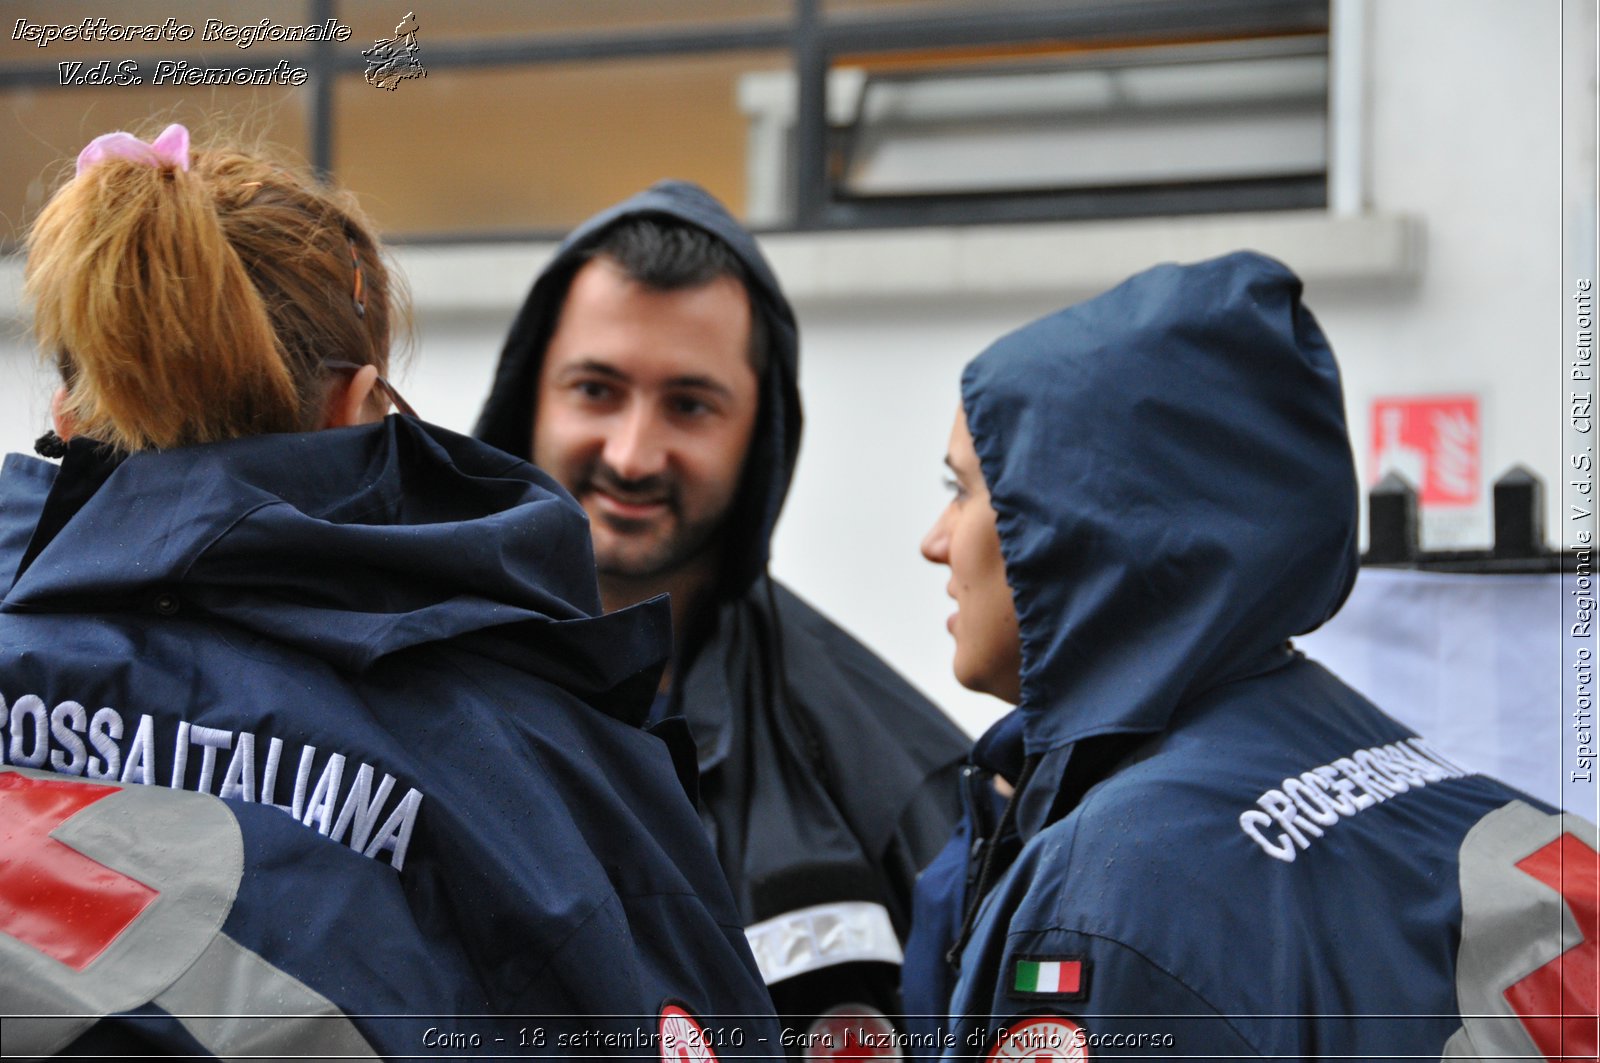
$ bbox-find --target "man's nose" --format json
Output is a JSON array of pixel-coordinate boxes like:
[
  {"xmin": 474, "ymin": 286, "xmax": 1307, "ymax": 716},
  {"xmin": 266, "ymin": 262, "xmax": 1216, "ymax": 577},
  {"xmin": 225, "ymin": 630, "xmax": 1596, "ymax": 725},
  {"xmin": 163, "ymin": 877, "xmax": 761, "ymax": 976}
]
[{"xmin": 602, "ymin": 400, "xmax": 669, "ymax": 482}]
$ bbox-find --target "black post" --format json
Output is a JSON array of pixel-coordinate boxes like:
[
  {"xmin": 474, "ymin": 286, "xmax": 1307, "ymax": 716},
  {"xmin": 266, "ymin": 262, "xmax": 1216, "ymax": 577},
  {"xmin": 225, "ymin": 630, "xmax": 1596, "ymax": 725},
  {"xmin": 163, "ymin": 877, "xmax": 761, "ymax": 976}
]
[
  {"xmin": 793, "ymin": 0, "xmax": 828, "ymax": 229},
  {"xmin": 1366, "ymin": 471, "xmax": 1419, "ymax": 565},
  {"xmin": 308, "ymin": 0, "xmax": 336, "ymax": 183},
  {"xmin": 1492, "ymin": 465, "xmax": 1545, "ymax": 559}
]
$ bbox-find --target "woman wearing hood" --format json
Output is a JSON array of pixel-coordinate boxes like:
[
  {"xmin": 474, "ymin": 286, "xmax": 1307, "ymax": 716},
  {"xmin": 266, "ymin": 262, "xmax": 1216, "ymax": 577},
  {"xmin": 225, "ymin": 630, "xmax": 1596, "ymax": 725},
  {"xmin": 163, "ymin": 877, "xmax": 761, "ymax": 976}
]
[
  {"xmin": 909, "ymin": 252, "xmax": 1594, "ymax": 1060},
  {"xmin": 0, "ymin": 124, "xmax": 777, "ymax": 1057}
]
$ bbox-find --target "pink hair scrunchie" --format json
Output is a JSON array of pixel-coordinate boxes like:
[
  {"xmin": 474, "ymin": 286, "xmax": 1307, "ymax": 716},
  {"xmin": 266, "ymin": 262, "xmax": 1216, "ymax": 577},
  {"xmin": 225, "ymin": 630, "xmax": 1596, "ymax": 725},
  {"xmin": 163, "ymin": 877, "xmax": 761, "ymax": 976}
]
[{"xmin": 76, "ymin": 123, "xmax": 191, "ymax": 176}]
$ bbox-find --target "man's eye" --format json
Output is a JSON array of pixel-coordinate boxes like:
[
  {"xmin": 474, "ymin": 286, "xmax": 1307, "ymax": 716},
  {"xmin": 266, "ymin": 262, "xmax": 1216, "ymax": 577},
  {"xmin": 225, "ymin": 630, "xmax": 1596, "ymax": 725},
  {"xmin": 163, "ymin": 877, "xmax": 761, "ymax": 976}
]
[{"xmin": 943, "ymin": 475, "xmax": 968, "ymax": 502}]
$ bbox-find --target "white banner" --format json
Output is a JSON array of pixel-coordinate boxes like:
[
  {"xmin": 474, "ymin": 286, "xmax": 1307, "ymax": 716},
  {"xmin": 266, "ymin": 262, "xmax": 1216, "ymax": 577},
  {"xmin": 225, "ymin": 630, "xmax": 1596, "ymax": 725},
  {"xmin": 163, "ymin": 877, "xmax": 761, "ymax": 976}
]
[{"xmin": 1298, "ymin": 568, "xmax": 1591, "ymax": 813}]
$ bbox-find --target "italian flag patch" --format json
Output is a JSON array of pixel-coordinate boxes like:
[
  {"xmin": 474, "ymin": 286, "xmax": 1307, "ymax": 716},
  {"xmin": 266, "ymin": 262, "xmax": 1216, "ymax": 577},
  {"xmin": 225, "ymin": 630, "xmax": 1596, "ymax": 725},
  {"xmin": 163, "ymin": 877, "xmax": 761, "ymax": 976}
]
[{"xmin": 1011, "ymin": 957, "xmax": 1086, "ymax": 999}]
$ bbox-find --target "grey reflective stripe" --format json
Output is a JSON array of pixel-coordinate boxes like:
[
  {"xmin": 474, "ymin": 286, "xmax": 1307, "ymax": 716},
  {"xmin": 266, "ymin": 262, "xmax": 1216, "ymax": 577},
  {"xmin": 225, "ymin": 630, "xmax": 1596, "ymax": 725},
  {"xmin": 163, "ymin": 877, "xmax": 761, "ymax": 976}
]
[
  {"xmin": 744, "ymin": 901, "xmax": 904, "ymax": 985},
  {"xmin": 1439, "ymin": 1025, "xmax": 1481, "ymax": 1059},
  {"xmin": 156, "ymin": 930, "xmax": 379, "ymax": 1061},
  {"xmin": 1, "ymin": 767, "xmax": 242, "ymax": 1057},
  {"xmin": 1443, "ymin": 800, "xmax": 1600, "ymax": 1061}
]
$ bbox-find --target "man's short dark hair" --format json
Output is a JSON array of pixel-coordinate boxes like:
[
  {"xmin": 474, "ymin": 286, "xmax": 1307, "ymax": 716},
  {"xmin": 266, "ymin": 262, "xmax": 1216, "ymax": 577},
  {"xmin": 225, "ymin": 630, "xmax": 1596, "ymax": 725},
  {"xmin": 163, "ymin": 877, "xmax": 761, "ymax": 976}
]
[{"xmin": 582, "ymin": 215, "xmax": 770, "ymax": 377}]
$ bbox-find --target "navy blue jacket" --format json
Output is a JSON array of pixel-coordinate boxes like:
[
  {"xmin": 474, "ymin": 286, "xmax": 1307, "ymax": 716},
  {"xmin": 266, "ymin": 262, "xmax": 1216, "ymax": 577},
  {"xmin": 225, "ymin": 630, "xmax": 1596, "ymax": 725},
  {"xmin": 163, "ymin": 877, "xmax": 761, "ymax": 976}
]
[
  {"xmin": 476, "ymin": 182, "xmax": 969, "ymax": 1040},
  {"xmin": 904, "ymin": 253, "xmax": 1598, "ymax": 1061},
  {"xmin": 0, "ymin": 418, "xmax": 780, "ymax": 1058}
]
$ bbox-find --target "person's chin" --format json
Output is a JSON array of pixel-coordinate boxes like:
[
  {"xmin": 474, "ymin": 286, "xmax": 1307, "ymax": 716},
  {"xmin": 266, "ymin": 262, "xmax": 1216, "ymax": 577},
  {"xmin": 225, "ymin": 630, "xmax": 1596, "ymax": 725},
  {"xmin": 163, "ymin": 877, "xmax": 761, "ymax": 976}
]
[
  {"xmin": 954, "ymin": 656, "xmax": 1002, "ymax": 701},
  {"xmin": 593, "ymin": 529, "xmax": 677, "ymax": 580}
]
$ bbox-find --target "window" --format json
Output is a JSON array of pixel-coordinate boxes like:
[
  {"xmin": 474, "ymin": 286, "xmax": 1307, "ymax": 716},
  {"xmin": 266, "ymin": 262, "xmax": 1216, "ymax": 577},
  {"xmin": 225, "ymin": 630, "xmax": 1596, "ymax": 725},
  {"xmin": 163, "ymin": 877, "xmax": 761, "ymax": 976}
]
[{"xmin": 0, "ymin": 0, "xmax": 1333, "ymax": 245}]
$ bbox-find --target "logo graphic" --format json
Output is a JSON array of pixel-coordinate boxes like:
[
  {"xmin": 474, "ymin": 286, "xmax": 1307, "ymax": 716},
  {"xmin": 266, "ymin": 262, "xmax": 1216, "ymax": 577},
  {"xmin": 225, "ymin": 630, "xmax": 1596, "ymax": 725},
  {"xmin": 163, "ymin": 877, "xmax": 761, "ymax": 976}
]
[
  {"xmin": 1369, "ymin": 395, "xmax": 1480, "ymax": 506},
  {"xmin": 363, "ymin": 12, "xmax": 426, "ymax": 91},
  {"xmin": 804, "ymin": 1004, "xmax": 902, "ymax": 1060},
  {"xmin": 985, "ymin": 1016, "xmax": 1089, "ymax": 1062},
  {"xmin": 1502, "ymin": 832, "xmax": 1598, "ymax": 1059},
  {"xmin": 659, "ymin": 1003, "xmax": 720, "ymax": 1063},
  {"xmin": 0, "ymin": 773, "xmax": 158, "ymax": 970},
  {"xmin": 0, "ymin": 767, "xmax": 243, "ymax": 1056},
  {"xmin": 1446, "ymin": 801, "xmax": 1599, "ymax": 1061}
]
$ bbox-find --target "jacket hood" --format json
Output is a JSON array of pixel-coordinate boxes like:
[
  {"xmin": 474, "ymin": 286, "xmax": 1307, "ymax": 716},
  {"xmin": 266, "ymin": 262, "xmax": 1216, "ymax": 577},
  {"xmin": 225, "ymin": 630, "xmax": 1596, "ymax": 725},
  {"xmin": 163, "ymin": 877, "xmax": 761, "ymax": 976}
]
[
  {"xmin": 474, "ymin": 181, "xmax": 802, "ymax": 598},
  {"xmin": 2, "ymin": 418, "xmax": 670, "ymax": 718},
  {"xmin": 962, "ymin": 251, "xmax": 1358, "ymax": 756}
]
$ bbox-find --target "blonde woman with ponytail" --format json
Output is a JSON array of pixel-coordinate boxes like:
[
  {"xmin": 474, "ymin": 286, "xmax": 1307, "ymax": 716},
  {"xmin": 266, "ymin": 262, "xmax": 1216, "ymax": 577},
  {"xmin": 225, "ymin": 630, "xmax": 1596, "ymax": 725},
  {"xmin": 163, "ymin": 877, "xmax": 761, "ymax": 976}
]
[
  {"xmin": 1, "ymin": 124, "xmax": 778, "ymax": 1058},
  {"xmin": 29, "ymin": 123, "xmax": 403, "ymax": 452}
]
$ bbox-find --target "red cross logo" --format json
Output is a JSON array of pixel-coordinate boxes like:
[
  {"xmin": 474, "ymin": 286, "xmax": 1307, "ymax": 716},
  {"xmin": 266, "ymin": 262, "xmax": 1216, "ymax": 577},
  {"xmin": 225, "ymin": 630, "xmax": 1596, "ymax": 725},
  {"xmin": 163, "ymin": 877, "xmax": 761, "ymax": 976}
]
[
  {"xmin": 834, "ymin": 1026, "xmax": 874, "ymax": 1063},
  {"xmin": 0, "ymin": 773, "xmax": 158, "ymax": 970},
  {"xmin": 804, "ymin": 1005, "xmax": 901, "ymax": 1061},
  {"xmin": 1502, "ymin": 832, "xmax": 1598, "ymax": 1061},
  {"xmin": 660, "ymin": 1004, "xmax": 720, "ymax": 1063}
]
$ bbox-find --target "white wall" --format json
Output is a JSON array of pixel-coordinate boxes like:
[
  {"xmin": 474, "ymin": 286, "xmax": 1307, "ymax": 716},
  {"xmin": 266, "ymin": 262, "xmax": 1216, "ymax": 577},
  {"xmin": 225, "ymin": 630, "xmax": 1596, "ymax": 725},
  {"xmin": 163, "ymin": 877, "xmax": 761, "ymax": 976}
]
[{"xmin": 0, "ymin": 0, "xmax": 1586, "ymax": 741}]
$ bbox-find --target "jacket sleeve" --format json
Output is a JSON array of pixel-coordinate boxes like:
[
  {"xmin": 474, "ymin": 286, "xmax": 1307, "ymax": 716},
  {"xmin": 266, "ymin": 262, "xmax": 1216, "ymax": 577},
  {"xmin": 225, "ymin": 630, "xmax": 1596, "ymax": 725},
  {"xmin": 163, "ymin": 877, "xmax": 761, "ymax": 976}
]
[{"xmin": 950, "ymin": 928, "xmax": 1263, "ymax": 1060}]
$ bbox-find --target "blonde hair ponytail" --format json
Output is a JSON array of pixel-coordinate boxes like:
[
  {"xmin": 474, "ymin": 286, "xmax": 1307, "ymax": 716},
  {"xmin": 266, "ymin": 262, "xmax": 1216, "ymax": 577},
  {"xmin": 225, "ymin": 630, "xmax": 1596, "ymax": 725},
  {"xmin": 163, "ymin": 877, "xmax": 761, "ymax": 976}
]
[{"xmin": 25, "ymin": 126, "xmax": 399, "ymax": 451}]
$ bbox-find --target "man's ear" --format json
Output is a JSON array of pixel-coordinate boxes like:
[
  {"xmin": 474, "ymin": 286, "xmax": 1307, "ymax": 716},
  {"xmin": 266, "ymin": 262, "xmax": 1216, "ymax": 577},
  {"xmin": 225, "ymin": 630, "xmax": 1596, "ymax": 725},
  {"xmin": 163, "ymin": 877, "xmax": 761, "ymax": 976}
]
[
  {"xmin": 50, "ymin": 385, "xmax": 78, "ymax": 442},
  {"xmin": 322, "ymin": 364, "xmax": 383, "ymax": 429}
]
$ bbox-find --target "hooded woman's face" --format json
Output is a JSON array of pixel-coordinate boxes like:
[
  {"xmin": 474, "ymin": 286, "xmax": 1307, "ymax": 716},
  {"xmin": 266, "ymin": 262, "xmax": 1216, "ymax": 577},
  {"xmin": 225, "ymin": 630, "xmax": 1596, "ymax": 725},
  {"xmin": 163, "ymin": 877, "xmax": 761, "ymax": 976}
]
[{"xmin": 922, "ymin": 406, "xmax": 1022, "ymax": 704}]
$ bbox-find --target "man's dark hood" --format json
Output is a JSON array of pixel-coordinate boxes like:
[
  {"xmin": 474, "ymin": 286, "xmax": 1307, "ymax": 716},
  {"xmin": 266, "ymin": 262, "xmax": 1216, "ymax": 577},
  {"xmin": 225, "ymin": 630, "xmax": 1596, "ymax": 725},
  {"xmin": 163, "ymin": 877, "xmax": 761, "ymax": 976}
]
[
  {"xmin": 962, "ymin": 251, "xmax": 1360, "ymax": 757},
  {"xmin": 474, "ymin": 181, "xmax": 802, "ymax": 598}
]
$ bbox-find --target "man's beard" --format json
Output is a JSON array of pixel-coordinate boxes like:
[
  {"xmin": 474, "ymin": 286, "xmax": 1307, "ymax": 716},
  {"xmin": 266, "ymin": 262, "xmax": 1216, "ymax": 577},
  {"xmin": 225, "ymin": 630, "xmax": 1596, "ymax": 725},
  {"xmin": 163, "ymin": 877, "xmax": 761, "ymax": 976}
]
[{"xmin": 578, "ymin": 461, "xmax": 729, "ymax": 583}]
